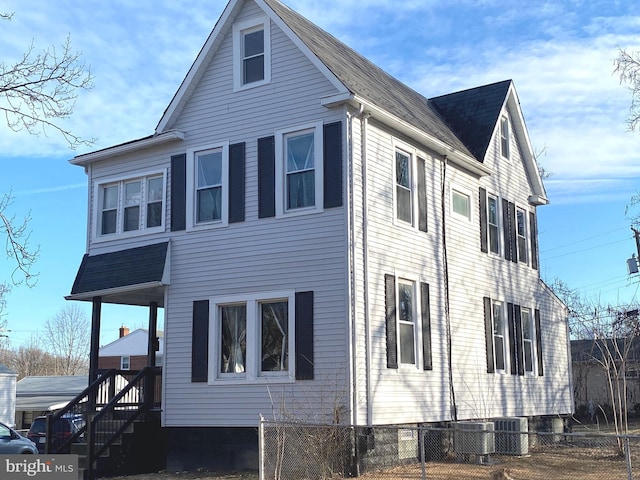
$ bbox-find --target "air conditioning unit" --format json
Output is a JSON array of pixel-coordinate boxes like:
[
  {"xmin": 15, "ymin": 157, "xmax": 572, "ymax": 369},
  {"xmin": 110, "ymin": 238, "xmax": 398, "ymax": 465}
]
[
  {"xmin": 493, "ymin": 417, "xmax": 529, "ymax": 455},
  {"xmin": 453, "ymin": 421, "xmax": 495, "ymax": 456}
]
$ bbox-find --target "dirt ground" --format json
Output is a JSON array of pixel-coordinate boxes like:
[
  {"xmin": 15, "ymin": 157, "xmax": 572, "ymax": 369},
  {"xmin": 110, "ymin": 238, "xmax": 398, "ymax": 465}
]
[{"xmin": 109, "ymin": 447, "xmax": 631, "ymax": 480}]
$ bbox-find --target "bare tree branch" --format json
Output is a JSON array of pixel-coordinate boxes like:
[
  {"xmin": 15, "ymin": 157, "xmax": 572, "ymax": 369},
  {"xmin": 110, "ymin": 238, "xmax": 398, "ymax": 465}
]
[
  {"xmin": 0, "ymin": 192, "xmax": 39, "ymax": 287},
  {"xmin": 0, "ymin": 21, "xmax": 95, "ymax": 149},
  {"xmin": 614, "ymin": 47, "xmax": 640, "ymax": 132}
]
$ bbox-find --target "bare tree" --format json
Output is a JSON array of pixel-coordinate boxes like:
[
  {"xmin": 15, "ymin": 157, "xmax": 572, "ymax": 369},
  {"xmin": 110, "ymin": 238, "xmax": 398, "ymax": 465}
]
[
  {"xmin": 0, "ymin": 192, "xmax": 39, "ymax": 287},
  {"xmin": 9, "ymin": 334, "xmax": 58, "ymax": 380},
  {"xmin": 1, "ymin": 14, "xmax": 94, "ymax": 149},
  {"xmin": 44, "ymin": 305, "xmax": 89, "ymax": 375},
  {"xmin": 614, "ymin": 48, "xmax": 640, "ymax": 132}
]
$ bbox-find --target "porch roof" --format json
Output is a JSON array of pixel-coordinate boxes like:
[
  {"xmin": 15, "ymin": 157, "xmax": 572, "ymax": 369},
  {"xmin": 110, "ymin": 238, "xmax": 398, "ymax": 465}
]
[{"xmin": 67, "ymin": 242, "xmax": 169, "ymax": 307}]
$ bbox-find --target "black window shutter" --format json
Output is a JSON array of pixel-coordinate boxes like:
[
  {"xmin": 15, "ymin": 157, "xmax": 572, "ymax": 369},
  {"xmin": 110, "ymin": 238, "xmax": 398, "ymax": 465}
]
[
  {"xmin": 535, "ymin": 309, "xmax": 544, "ymax": 376},
  {"xmin": 502, "ymin": 198, "xmax": 511, "ymax": 261},
  {"xmin": 170, "ymin": 153, "xmax": 187, "ymax": 231},
  {"xmin": 529, "ymin": 211, "xmax": 539, "ymax": 270},
  {"xmin": 385, "ymin": 274, "xmax": 398, "ymax": 369},
  {"xmin": 514, "ymin": 304, "xmax": 524, "ymax": 376},
  {"xmin": 421, "ymin": 282, "xmax": 432, "ymax": 371},
  {"xmin": 192, "ymin": 300, "xmax": 209, "ymax": 382},
  {"xmin": 508, "ymin": 202, "xmax": 517, "ymax": 263},
  {"xmin": 417, "ymin": 157, "xmax": 428, "ymax": 232},
  {"xmin": 229, "ymin": 142, "xmax": 245, "ymax": 223},
  {"xmin": 258, "ymin": 136, "xmax": 276, "ymax": 218},
  {"xmin": 507, "ymin": 303, "xmax": 517, "ymax": 375},
  {"xmin": 295, "ymin": 291, "xmax": 314, "ymax": 380},
  {"xmin": 479, "ymin": 188, "xmax": 488, "ymax": 253},
  {"xmin": 483, "ymin": 297, "xmax": 495, "ymax": 373},
  {"xmin": 323, "ymin": 121, "xmax": 343, "ymax": 209}
]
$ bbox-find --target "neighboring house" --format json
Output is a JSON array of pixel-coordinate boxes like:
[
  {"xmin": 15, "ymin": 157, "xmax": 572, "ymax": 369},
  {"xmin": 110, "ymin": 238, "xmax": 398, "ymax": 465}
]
[
  {"xmin": 0, "ymin": 364, "xmax": 17, "ymax": 426},
  {"xmin": 98, "ymin": 326, "xmax": 164, "ymax": 370},
  {"xmin": 14, "ymin": 375, "xmax": 87, "ymax": 430},
  {"xmin": 572, "ymin": 338, "xmax": 640, "ymax": 415},
  {"xmin": 66, "ymin": 0, "xmax": 573, "ymax": 471}
]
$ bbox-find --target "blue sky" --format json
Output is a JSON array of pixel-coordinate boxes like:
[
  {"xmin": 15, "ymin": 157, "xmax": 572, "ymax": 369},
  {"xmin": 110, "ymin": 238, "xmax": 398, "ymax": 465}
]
[{"xmin": 1, "ymin": 0, "xmax": 640, "ymax": 346}]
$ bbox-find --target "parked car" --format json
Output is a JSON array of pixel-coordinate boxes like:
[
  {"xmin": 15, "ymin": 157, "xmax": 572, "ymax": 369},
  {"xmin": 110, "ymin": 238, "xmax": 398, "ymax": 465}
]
[
  {"xmin": 26, "ymin": 415, "xmax": 82, "ymax": 454},
  {"xmin": 0, "ymin": 421, "xmax": 38, "ymax": 454}
]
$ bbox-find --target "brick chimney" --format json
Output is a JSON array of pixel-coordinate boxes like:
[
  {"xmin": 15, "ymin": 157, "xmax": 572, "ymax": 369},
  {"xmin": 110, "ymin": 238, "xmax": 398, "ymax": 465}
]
[{"xmin": 119, "ymin": 325, "xmax": 130, "ymax": 338}]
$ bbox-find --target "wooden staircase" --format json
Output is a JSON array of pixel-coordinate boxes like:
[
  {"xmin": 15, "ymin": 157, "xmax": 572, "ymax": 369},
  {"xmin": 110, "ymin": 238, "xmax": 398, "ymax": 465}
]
[{"xmin": 43, "ymin": 367, "xmax": 165, "ymax": 480}]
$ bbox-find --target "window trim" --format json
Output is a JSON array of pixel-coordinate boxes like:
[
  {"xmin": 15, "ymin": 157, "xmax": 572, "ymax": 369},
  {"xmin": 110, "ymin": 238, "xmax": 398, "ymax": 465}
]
[
  {"xmin": 491, "ymin": 300, "xmax": 508, "ymax": 373},
  {"xmin": 93, "ymin": 169, "xmax": 167, "ymax": 242},
  {"xmin": 392, "ymin": 141, "xmax": 426, "ymax": 231},
  {"xmin": 487, "ymin": 193, "xmax": 501, "ymax": 255},
  {"xmin": 521, "ymin": 307, "xmax": 536, "ymax": 375},
  {"xmin": 516, "ymin": 206, "xmax": 529, "ymax": 265},
  {"xmin": 275, "ymin": 121, "xmax": 324, "ymax": 218},
  {"xmin": 393, "ymin": 274, "xmax": 423, "ymax": 370},
  {"xmin": 121, "ymin": 356, "xmax": 130, "ymax": 370},
  {"xmin": 500, "ymin": 115, "xmax": 510, "ymax": 159},
  {"xmin": 208, "ymin": 290, "xmax": 296, "ymax": 384},
  {"xmin": 233, "ymin": 16, "xmax": 271, "ymax": 91},
  {"xmin": 186, "ymin": 141, "xmax": 230, "ymax": 231},
  {"xmin": 451, "ymin": 185, "xmax": 472, "ymax": 221}
]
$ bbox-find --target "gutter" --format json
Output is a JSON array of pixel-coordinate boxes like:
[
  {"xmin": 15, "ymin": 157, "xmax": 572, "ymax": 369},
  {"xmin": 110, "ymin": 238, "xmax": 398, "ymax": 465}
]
[{"xmin": 322, "ymin": 93, "xmax": 493, "ymax": 178}]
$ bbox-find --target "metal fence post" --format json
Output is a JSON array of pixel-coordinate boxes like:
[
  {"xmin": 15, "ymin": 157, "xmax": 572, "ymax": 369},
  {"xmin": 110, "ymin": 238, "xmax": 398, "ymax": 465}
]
[
  {"xmin": 259, "ymin": 414, "xmax": 264, "ymax": 480},
  {"xmin": 419, "ymin": 425, "xmax": 426, "ymax": 480},
  {"xmin": 625, "ymin": 435, "xmax": 633, "ymax": 480}
]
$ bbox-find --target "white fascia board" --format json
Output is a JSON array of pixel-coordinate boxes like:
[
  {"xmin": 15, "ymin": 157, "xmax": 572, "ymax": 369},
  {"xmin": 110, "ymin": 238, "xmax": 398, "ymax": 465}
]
[
  {"xmin": 325, "ymin": 93, "xmax": 493, "ymax": 177},
  {"xmin": 70, "ymin": 130, "xmax": 185, "ymax": 166},
  {"xmin": 64, "ymin": 281, "xmax": 166, "ymax": 302}
]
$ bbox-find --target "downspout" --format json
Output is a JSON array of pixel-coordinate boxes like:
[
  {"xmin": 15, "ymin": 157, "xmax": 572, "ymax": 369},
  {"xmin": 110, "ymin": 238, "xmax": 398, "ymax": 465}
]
[
  {"xmin": 440, "ymin": 155, "xmax": 458, "ymax": 422},
  {"xmin": 347, "ymin": 104, "xmax": 365, "ymax": 427},
  {"xmin": 360, "ymin": 111, "xmax": 373, "ymax": 427}
]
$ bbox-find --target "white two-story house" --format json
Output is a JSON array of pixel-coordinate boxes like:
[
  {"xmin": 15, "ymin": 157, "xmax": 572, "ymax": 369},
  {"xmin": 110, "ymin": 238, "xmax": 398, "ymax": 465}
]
[{"xmin": 67, "ymin": 0, "xmax": 573, "ymax": 472}]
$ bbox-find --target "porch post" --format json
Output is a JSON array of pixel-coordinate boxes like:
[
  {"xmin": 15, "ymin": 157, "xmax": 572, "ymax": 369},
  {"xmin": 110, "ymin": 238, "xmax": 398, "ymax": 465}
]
[
  {"xmin": 89, "ymin": 296, "xmax": 102, "ymax": 384},
  {"xmin": 147, "ymin": 301, "xmax": 158, "ymax": 367}
]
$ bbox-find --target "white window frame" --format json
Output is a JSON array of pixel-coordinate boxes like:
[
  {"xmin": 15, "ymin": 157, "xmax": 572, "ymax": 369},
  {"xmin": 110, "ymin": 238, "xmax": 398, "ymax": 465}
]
[
  {"xmin": 186, "ymin": 142, "xmax": 230, "ymax": 231},
  {"xmin": 275, "ymin": 121, "xmax": 324, "ymax": 218},
  {"xmin": 93, "ymin": 169, "xmax": 167, "ymax": 241},
  {"xmin": 500, "ymin": 115, "xmax": 510, "ymax": 159},
  {"xmin": 521, "ymin": 307, "xmax": 535, "ymax": 374},
  {"xmin": 451, "ymin": 185, "xmax": 472, "ymax": 221},
  {"xmin": 121, "ymin": 356, "xmax": 130, "ymax": 370},
  {"xmin": 392, "ymin": 274, "xmax": 424, "ymax": 370},
  {"xmin": 233, "ymin": 16, "xmax": 271, "ymax": 91},
  {"xmin": 516, "ymin": 206, "xmax": 528, "ymax": 264},
  {"xmin": 487, "ymin": 193, "xmax": 501, "ymax": 255},
  {"xmin": 208, "ymin": 290, "xmax": 296, "ymax": 384},
  {"xmin": 492, "ymin": 300, "xmax": 508, "ymax": 373},
  {"xmin": 391, "ymin": 141, "xmax": 425, "ymax": 230}
]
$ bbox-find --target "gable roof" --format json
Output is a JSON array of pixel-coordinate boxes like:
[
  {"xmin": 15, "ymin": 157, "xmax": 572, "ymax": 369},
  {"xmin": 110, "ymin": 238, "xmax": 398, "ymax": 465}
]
[
  {"xmin": 99, "ymin": 328, "xmax": 165, "ymax": 356},
  {"xmin": 155, "ymin": 0, "xmax": 492, "ymax": 176},
  {"xmin": 430, "ymin": 80, "xmax": 512, "ymax": 161},
  {"xmin": 0, "ymin": 363, "xmax": 16, "ymax": 376}
]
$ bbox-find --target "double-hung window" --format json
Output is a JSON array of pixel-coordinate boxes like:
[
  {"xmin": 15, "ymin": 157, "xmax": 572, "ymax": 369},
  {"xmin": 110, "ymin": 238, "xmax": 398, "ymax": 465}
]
[
  {"xmin": 397, "ymin": 279, "xmax": 417, "ymax": 365},
  {"xmin": 487, "ymin": 194, "xmax": 500, "ymax": 254},
  {"xmin": 233, "ymin": 17, "xmax": 271, "ymax": 90},
  {"xmin": 96, "ymin": 171, "xmax": 166, "ymax": 239},
  {"xmin": 521, "ymin": 308, "xmax": 534, "ymax": 373},
  {"xmin": 516, "ymin": 207, "xmax": 528, "ymax": 264},
  {"xmin": 186, "ymin": 143, "xmax": 229, "ymax": 229},
  {"xmin": 395, "ymin": 150, "xmax": 413, "ymax": 224},
  {"xmin": 211, "ymin": 291, "xmax": 295, "ymax": 383},
  {"xmin": 492, "ymin": 301, "xmax": 506, "ymax": 372},
  {"xmin": 275, "ymin": 122, "xmax": 323, "ymax": 217},
  {"xmin": 500, "ymin": 116, "xmax": 510, "ymax": 159}
]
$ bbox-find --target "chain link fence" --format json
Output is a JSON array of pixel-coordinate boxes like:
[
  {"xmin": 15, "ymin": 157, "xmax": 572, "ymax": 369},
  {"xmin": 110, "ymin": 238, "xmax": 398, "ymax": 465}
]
[{"xmin": 259, "ymin": 417, "xmax": 640, "ymax": 479}]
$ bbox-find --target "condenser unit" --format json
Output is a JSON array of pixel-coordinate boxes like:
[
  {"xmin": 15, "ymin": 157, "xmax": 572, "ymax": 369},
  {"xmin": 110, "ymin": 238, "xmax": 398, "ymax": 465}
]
[
  {"xmin": 493, "ymin": 417, "xmax": 529, "ymax": 455},
  {"xmin": 453, "ymin": 421, "xmax": 495, "ymax": 456}
]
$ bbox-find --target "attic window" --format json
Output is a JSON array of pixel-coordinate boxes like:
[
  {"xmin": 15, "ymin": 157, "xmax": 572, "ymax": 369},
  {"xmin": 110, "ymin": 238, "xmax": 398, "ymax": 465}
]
[
  {"xmin": 500, "ymin": 116, "xmax": 510, "ymax": 159},
  {"xmin": 233, "ymin": 17, "xmax": 271, "ymax": 91}
]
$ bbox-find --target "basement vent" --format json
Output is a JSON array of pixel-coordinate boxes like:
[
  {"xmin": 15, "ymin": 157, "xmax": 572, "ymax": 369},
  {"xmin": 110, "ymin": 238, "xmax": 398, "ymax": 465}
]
[
  {"xmin": 493, "ymin": 417, "xmax": 529, "ymax": 455},
  {"xmin": 453, "ymin": 421, "xmax": 495, "ymax": 456}
]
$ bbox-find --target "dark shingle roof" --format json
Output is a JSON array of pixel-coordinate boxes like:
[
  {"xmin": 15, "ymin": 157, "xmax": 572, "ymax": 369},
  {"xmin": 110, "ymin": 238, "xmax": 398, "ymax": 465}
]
[
  {"xmin": 71, "ymin": 242, "xmax": 169, "ymax": 295},
  {"xmin": 0, "ymin": 363, "xmax": 16, "ymax": 375},
  {"xmin": 571, "ymin": 338, "xmax": 640, "ymax": 363},
  {"xmin": 263, "ymin": 0, "xmax": 474, "ymax": 159},
  {"xmin": 430, "ymin": 80, "xmax": 512, "ymax": 161}
]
